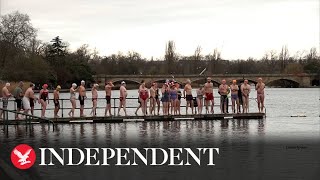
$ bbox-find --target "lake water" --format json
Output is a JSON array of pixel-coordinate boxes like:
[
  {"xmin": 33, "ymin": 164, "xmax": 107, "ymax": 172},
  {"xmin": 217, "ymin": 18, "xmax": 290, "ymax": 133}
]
[{"xmin": 0, "ymin": 88, "xmax": 319, "ymax": 180}]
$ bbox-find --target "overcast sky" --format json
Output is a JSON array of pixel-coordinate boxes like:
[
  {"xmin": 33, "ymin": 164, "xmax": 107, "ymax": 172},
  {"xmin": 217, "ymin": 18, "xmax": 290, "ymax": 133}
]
[{"xmin": 1, "ymin": 0, "xmax": 319, "ymax": 59}]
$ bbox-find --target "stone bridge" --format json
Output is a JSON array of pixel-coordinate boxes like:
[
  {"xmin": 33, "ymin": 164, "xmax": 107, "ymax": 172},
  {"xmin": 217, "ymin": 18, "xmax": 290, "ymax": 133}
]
[{"xmin": 93, "ymin": 74, "xmax": 320, "ymax": 87}]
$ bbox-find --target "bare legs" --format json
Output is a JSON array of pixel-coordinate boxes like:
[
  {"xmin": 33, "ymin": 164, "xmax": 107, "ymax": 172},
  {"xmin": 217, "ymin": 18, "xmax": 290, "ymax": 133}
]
[
  {"xmin": 118, "ymin": 100, "xmax": 127, "ymax": 116},
  {"xmin": 140, "ymin": 98, "xmax": 147, "ymax": 116},
  {"xmin": 205, "ymin": 99, "xmax": 214, "ymax": 114},
  {"xmin": 54, "ymin": 103, "xmax": 60, "ymax": 118},
  {"xmin": 68, "ymin": 99, "xmax": 76, "ymax": 117},
  {"xmin": 257, "ymin": 94, "xmax": 265, "ymax": 113},
  {"xmin": 149, "ymin": 98, "xmax": 156, "ymax": 115},
  {"xmin": 242, "ymin": 95, "xmax": 249, "ymax": 113},
  {"xmin": 40, "ymin": 99, "xmax": 47, "ymax": 118},
  {"xmin": 163, "ymin": 101, "xmax": 169, "ymax": 115},
  {"xmin": 186, "ymin": 100, "xmax": 194, "ymax": 115},
  {"xmin": 197, "ymin": 98, "xmax": 203, "ymax": 114},
  {"xmin": 90, "ymin": 100, "xmax": 97, "ymax": 116},
  {"xmin": 105, "ymin": 103, "xmax": 112, "ymax": 116},
  {"xmin": 231, "ymin": 97, "xmax": 240, "ymax": 113}
]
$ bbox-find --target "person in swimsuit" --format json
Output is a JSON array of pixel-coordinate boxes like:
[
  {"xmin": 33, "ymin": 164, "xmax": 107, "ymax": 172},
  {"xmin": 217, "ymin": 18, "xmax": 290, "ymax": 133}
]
[
  {"xmin": 23, "ymin": 83, "xmax": 36, "ymax": 116},
  {"xmin": 230, "ymin": 80, "xmax": 240, "ymax": 113},
  {"xmin": 161, "ymin": 83, "xmax": 170, "ymax": 115},
  {"xmin": 38, "ymin": 84, "xmax": 49, "ymax": 118},
  {"xmin": 238, "ymin": 82, "xmax": 243, "ymax": 113},
  {"xmin": 53, "ymin": 85, "xmax": 61, "ymax": 118},
  {"xmin": 79, "ymin": 80, "xmax": 87, "ymax": 117},
  {"xmin": 154, "ymin": 83, "xmax": 161, "ymax": 115},
  {"xmin": 184, "ymin": 79, "xmax": 194, "ymax": 115},
  {"xmin": 196, "ymin": 85, "xmax": 204, "ymax": 114},
  {"xmin": 135, "ymin": 80, "xmax": 145, "ymax": 115},
  {"xmin": 241, "ymin": 79, "xmax": 251, "ymax": 113},
  {"xmin": 68, "ymin": 83, "xmax": 77, "ymax": 117},
  {"xmin": 218, "ymin": 79, "xmax": 229, "ymax": 114},
  {"xmin": 170, "ymin": 82, "xmax": 178, "ymax": 115},
  {"xmin": 139, "ymin": 81, "xmax": 149, "ymax": 116},
  {"xmin": 149, "ymin": 82, "xmax": 156, "ymax": 116},
  {"xmin": 90, "ymin": 84, "xmax": 99, "ymax": 117},
  {"xmin": 118, "ymin": 81, "xmax": 127, "ymax": 116},
  {"xmin": 175, "ymin": 82, "xmax": 182, "ymax": 115},
  {"xmin": 204, "ymin": 77, "xmax": 214, "ymax": 114},
  {"xmin": 105, "ymin": 81, "xmax": 114, "ymax": 116},
  {"xmin": 0, "ymin": 83, "xmax": 12, "ymax": 119},
  {"xmin": 13, "ymin": 81, "xmax": 24, "ymax": 119},
  {"xmin": 256, "ymin": 78, "xmax": 265, "ymax": 113}
]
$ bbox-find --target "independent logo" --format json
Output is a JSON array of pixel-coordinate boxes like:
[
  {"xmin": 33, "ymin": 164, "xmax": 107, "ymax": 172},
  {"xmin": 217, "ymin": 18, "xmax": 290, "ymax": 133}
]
[{"xmin": 11, "ymin": 144, "xmax": 36, "ymax": 170}]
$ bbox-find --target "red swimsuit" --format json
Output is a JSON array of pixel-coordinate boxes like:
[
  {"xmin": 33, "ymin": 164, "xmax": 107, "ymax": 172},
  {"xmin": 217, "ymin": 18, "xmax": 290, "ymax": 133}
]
[{"xmin": 139, "ymin": 90, "xmax": 148, "ymax": 101}]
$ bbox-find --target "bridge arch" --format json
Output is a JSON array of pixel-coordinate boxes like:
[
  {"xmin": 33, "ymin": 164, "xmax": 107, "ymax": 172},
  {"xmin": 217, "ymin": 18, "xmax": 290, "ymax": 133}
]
[{"xmin": 266, "ymin": 78, "xmax": 300, "ymax": 88}]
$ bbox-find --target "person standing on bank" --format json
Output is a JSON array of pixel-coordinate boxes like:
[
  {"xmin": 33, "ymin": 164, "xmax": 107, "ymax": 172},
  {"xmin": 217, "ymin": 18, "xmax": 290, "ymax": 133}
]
[
  {"xmin": 68, "ymin": 83, "xmax": 77, "ymax": 117},
  {"xmin": 184, "ymin": 79, "xmax": 194, "ymax": 115},
  {"xmin": 0, "ymin": 83, "xmax": 12, "ymax": 119},
  {"xmin": 256, "ymin": 78, "xmax": 265, "ymax": 113},
  {"xmin": 218, "ymin": 80, "xmax": 229, "ymax": 114},
  {"xmin": 230, "ymin": 80, "xmax": 240, "ymax": 113},
  {"xmin": 90, "ymin": 84, "xmax": 99, "ymax": 117},
  {"xmin": 13, "ymin": 81, "xmax": 24, "ymax": 119},
  {"xmin": 241, "ymin": 79, "xmax": 251, "ymax": 113},
  {"xmin": 53, "ymin": 85, "xmax": 61, "ymax": 118},
  {"xmin": 79, "ymin": 80, "xmax": 87, "ymax": 117},
  {"xmin": 204, "ymin": 77, "xmax": 214, "ymax": 114},
  {"xmin": 38, "ymin": 84, "xmax": 49, "ymax": 118},
  {"xmin": 118, "ymin": 81, "xmax": 128, "ymax": 116},
  {"xmin": 105, "ymin": 81, "xmax": 114, "ymax": 116}
]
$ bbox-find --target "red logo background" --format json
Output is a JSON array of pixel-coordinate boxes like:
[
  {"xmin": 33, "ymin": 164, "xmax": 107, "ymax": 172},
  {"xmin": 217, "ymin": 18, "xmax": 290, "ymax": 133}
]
[{"xmin": 11, "ymin": 144, "xmax": 36, "ymax": 170}]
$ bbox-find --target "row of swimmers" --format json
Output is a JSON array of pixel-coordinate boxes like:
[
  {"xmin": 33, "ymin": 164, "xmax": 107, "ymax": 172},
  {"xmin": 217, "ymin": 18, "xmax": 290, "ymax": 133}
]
[
  {"xmin": 0, "ymin": 78, "xmax": 265, "ymax": 119},
  {"xmin": 124, "ymin": 77, "xmax": 265, "ymax": 116}
]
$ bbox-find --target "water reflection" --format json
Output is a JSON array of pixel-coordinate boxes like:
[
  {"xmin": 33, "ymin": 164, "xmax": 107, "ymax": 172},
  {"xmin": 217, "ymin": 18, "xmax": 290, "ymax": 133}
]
[{"xmin": 1, "ymin": 119, "xmax": 266, "ymax": 147}]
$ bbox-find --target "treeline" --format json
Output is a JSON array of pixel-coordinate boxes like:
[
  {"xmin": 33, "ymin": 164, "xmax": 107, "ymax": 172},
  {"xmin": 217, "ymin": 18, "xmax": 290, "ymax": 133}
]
[
  {"xmin": 1, "ymin": 11, "xmax": 319, "ymax": 88},
  {"xmin": 0, "ymin": 11, "xmax": 93, "ymax": 88},
  {"xmin": 92, "ymin": 42, "xmax": 320, "ymax": 75}
]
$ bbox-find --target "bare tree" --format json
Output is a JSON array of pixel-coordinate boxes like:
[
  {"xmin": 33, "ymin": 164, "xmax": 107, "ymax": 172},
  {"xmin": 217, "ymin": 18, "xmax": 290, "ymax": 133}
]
[
  {"xmin": 306, "ymin": 47, "xmax": 318, "ymax": 60},
  {"xmin": 165, "ymin": 40, "xmax": 177, "ymax": 74},
  {"xmin": 194, "ymin": 45, "xmax": 202, "ymax": 61},
  {"xmin": 279, "ymin": 45, "xmax": 289, "ymax": 72},
  {"xmin": 0, "ymin": 11, "xmax": 37, "ymax": 67}
]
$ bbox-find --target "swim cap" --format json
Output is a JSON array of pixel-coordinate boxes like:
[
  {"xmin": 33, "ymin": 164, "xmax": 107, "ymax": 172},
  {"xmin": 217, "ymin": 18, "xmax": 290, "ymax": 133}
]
[
  {"xmin": 121, "ymin": 81, "xmax": 126, "ymax": 84},
  {"xmin": 72, "ymin": 83, "xmax": 77, "ymax": 88},
  {"xmin": 5, "ymin": 82, "xmax": 10, "ymax": 87},
  {"xmin": 81, "ymin": 80, "xmax": 85, "ymax": 84},
  {"xmin": 56, "ymin": 85, "xmax": 61, "ymax": 90}
]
